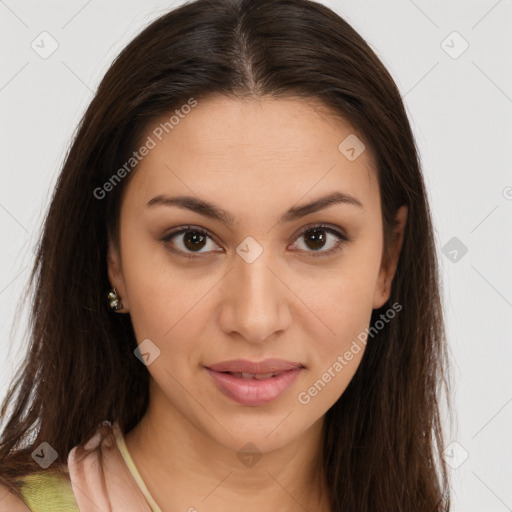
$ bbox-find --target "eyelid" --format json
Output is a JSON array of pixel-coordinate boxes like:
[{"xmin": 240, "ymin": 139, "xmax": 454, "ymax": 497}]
[
  {"xmin": 160, "ymin": 225, "xmax": 222, "ymax": 259},
  {"xmin": 292, "ymin": 222, "xmax": 349, "ymax": 242},
  {"xmin": 161, "ymin": 223, "xmax": 350, "ymax": 259},
  {"xmin": 289, "ymin": 223, "xmax": 349, "ymax": 258}
]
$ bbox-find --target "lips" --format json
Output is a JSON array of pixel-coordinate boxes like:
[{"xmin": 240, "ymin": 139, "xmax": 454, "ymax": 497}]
[
  {"xmin": 204, "ymin": 359, "xmax": 304, "ymax": 406},
  {"xmin": 223, "ymin": 371, "xmax": 281, "ymax": 380},
  {"xmin": 205, "ymin": 358, "xmax": 303, "ymax": 374}
]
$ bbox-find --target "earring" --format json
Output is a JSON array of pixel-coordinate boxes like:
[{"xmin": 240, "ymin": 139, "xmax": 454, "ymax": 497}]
[{"xmin": 108, "ymin": 286, "xmax": 124, "ymax": 311}]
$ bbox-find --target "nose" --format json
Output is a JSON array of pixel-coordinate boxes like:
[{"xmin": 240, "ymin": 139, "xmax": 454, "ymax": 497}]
[{"xmin": 217, "ymin": 246, "xmax": 292, "ymax": 344}]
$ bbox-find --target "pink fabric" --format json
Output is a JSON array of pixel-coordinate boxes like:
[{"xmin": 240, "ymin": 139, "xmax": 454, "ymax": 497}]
[{"xmin": 67, "ymin": 421, "xmax": 154, "ymax": 511}]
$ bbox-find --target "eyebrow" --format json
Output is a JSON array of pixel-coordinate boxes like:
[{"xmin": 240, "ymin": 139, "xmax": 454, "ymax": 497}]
[{"xmin": 145, "ymin": 191, "xmax": 363, "ymax": 225}]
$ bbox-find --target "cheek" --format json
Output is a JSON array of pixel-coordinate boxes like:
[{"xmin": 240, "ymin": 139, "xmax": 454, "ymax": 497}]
[
  {"xmin": 297, "ymin": 243, "xmax": 381, "ymax": 401},
  {"xmin": 124, "ymin": 264, "xmax": 214, "ymax": 349},
  {"xmin": 294, "ymin": 285, "xmax": 371, "ymax": 412},
  {"xmin": 306, "ymin": 277, "xmax": 372, "ymax": 373},
  {"xmin": 300, "ymin": 240, "xmax": 381, "ymax": 341},
  {"xmin": 117, "ymin": 226, "xmax": 190, "ymax": 341},
  {"xmin": 120, "ymin": 243, "xmax": 224, "ymax": 376}
]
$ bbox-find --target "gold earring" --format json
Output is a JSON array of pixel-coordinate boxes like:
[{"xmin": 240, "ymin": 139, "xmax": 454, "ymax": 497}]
[{"xmin": 108, "ymin": 286, "xmax": 124, "ymax": 311}]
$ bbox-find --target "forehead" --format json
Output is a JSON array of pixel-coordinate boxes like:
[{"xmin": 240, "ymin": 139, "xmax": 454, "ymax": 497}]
[{"xmin": 124, "ymin": 95, "xmax": 380, "ymax": 219}]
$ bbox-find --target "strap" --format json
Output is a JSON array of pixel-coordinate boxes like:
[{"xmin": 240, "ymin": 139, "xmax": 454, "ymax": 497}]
[{"xmin": 67, "ymin": 420, "xmax": 157, "ymax": 511}]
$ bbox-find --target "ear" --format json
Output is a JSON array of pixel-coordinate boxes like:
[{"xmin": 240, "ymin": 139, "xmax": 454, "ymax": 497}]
[
  {"xmin": 372, "ymin": 205, "xmax": 408, "ymax": 309},
  {"xmin": 107, "ymin": 236, "xmax": 129, "ymax": 311}
]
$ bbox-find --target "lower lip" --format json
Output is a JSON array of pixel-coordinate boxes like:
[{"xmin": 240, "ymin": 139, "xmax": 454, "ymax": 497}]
[{"xmin": 205, "ymin": 367, "xmax": 303, "ymax": 406}]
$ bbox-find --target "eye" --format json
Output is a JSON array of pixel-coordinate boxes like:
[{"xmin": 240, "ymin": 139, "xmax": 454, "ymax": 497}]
[
  {"xmin": 161, "ymin": 225, "xmax": 222, "ymax": 259},
  {"xmin": 290, "ymin": 224, "xmax": 349, "ymax": 257},
  {"xmin": 161, "ymin": 223, "xmax": 349, "ymax": 259}
]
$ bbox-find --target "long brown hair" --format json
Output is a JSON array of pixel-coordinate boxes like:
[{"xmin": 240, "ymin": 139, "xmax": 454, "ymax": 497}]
[{"xmin": 0, "ymin": 0, "xmax": 452, "ymax": 509}]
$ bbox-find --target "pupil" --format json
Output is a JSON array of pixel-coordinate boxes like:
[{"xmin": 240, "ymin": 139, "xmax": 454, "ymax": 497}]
[
  {"xmin": 305, "ymin": 229, "xmax": 326, "ymax": 250},
  {"xmin": 181, "ymin": 229, "xmax": 327, "ymax": 252},
  {"xmin": 184, "ymin": 231, "xmax": 206, "ymax": 251}
]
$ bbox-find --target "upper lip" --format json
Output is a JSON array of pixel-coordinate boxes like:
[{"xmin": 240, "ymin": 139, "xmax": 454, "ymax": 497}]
[{"xmin": 205, "ymin": 358, "xmax": 304, "ymax": 374}]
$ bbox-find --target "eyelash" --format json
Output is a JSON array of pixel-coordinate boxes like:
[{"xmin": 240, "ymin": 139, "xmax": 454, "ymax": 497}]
[{"xmin": 160, "ymin": 223, "xmax": 350, "ymax": 260}]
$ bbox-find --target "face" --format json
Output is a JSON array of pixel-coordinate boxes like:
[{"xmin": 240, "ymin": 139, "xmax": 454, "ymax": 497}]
[{"xmin": 108, "ymin": 95, "xmax": 406, "ymax": 454}]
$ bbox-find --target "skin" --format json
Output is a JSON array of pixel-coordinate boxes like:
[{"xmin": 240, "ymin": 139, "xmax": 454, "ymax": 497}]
[{"xmin": 107, "ymin": 95, "xmax": 407, "ymax": 512}]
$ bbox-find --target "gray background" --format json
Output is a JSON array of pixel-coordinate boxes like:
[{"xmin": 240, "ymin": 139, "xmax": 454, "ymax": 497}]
[{"xmin": 1, "ymin": 1, "xmax": 511, "ymax": 510}]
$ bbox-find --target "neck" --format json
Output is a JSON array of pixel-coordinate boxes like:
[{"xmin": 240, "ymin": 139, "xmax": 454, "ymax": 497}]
[{"xmin": 124, "ymin": 384, "xmax": 331, "ymax": 511}]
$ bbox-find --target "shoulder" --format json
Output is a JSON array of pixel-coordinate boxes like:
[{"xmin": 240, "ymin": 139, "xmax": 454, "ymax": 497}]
[
  {"xmin": 0, "ymin": 483, "xmax": 29, "ymax": 511},
  {"xmin": 1, "ymin": 471, "xmax": 79, "ymax": 512}
]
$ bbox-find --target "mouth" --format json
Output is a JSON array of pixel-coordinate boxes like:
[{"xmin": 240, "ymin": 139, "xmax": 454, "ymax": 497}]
[
  {"xmin": 204, "ymin": 365, "xmax": 303, "ymax": 406},
  {"xmin": 205, "ymin": 358, "xmax": 304, "ymax": 375},
  {"xmin": 217, "ymin": 370, "xmax": 287, "ymax": 380}
]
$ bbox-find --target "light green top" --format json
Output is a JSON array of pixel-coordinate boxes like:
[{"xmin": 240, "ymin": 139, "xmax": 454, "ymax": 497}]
[
  {"xmin": 15, "ymin": 423, "xmax": 161, "ymax": 511},
  {"xmin": 16, "ymin": 471, "xmax": 79, "ymax": 511}
]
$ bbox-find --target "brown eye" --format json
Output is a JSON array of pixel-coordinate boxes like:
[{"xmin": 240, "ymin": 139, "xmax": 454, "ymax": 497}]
[
  {"xmin": 161, "ymin": 223, "xmax": 349, "ymax": 260},
  {"xmin": 303, "ymin": 228, "xmax": 328, "ymax": 250},
  {"xmin": 292, "ymin": 224, "xmax": 349, "ymax": 257},
  {"xmin": 161, "ymin": 226, "xmax": 221, "ymax": 258},
  {"xmin": 182, "ymin": 231, "xmax": 207, "ymax": 251}
]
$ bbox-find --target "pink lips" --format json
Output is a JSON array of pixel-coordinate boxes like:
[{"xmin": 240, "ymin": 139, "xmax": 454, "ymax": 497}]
[{"xmin": 205, "ymin": 358, "xmax": 304, "ymax": 406}]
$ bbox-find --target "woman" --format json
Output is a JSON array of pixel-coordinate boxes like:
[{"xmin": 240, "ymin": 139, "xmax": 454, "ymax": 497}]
[{"xmin": 0, "ymin": 0, "xmax": 452, "ymax": 510}]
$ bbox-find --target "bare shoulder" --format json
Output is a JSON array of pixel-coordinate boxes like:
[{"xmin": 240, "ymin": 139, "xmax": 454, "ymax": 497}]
[{"xmin": 0, "ymin": 483, "xmax": 30, "ymax": 511}]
